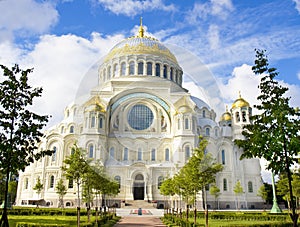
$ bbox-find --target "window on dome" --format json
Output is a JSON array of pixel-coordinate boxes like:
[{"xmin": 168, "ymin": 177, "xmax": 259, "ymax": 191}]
[
  {"xmin": 151, "ymin": 148, "xmax": 156, "ymax": 161},
  {"xmin": 221, "ymin": 149, "xmax": 225, "ymax": 165},
  {"xmin": 248, "ymin": 181, "xmax": 253, "ymax": 193},
  {"xmin": 123, "ymin": 147, "xmax": 128, "ymax": 161},
  {"xmin": 90, "ymin": 112, "xmax": 96, "ymax": 128},
  {"xmin": 121, "ymin": 62, "xmax": 126, "ymax": 76},
  {"xmin": 70, "ymin": 125, "xmax": 74, "ymax": 133},
  {"xmin": 236, "ymin": 112, "xmax": 240, "ymax": 122},
  {"xmin": 170, "ymin": 67, "xmax": 173, "ymax": 80},
  {"xmin": 155, "ymin": 63, "xmax": 160, "ymax": 77},
  {"xmin": 203, "ymin": 110, "xmax": 206, "ymax": 118},
  {"xmin": 165, "ymin": 148, "xmax": 170, "ymax": 161},
  {"xmin": 127, "ymin": 104, "xmax": 154, "ymax": 130},
  {"xmin": 129, "ymin": 62, "xmax": 135, "ymax": 75},
  {"xmin": 185, "ymin": 118, "xmax": 189, "ymax": 130},
  {"xmin": 163, "ymin": 65, "xmax": 167, "ymax": 78},
  {"xmin": 113, "ymin": 64, "xmax": 119, "ymax": 77},
  {"xmin": 242, "ymin": 111, "xmax": 247, "ymax": 122},
  {"xmin": 147, "ymin": 62, "xmax": 152, "ymax": 75},
  {"xmin": 98, "ymin": 115, "xmax": 103, "ymax": 128},
  {"xmin": 205, "ymin": 128, "xmax": 210, "ymax": 136},
  {"xmin": 223, "ymin": 178, "xmax": 228, "ymax": 191},
  {"xmin": 175, "ymin": 70, "xmax": 178, "ymax": 83},
  {"xmin": 107, "ymin": 66, "xmax": 111, "ymax": 79},
  {"xmin": 138, "ymin": 62, "xmax": 144, "ymax": 75}
]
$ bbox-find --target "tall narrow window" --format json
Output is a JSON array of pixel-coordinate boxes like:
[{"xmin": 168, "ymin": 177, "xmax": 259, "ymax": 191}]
[
  {"xmin": 151, "ymin": 148, "xmax": 156, "ymax": 161},
  {"xmin": 114, "ymin": 176, "xmax": 121, "ymax": 189},
  {"xmin": 107, "ymin": 66, "xmax": 111, "ymax": 79},
  {"xmin": 185, "ymin": 118, "xmax": 189, "ymax": 130},
  {"xmin": 123, "ymin": 147, "xmax": 128, "ymax": 161},
  {"xmin": 163, "ymin": 65, "xmax": 167, "ymax": 78},
  {"xmin": 68, "ymin": 178, "xmax": 73, "ymax": 188},
  {"xmin": 242, "ymin": 111, "xmax": 247, "ymax": 122},
  {"xmin": 138, "ymin": 62, "xmax": 144, "ymax": 75},
  {"xmin": 248, "ymin": 181, "xmax": 253, "ymax": 193},
  {"xmin": 223, "ymin": 178, "xmax": 227, "ymax": 191},
  {"xmin": 185, "ymin": 146, "xmax": 190, "ymax": 159},
  {"xmin": 158, "ymin": 176, "xmax": 164, "ymax": 189},
  {"xmin": 50, "ymin": 175, "xmax": 54, "ymax": 188},
  {"xmin": 109, "ymin": 147, "xmax": 115, "ymax": 158},
  {"xmin": 129, "ymin": 62, "xmax": 135, "ymax": 75},
  {"xmin": 205, "ymin": 128, "xmax": 210, "ymax": 136},
  {"xmin": 137, "ymin": 148, "xmax": 142, "ymax": 161},
  {"xmin": 165, "ymin": 148, "xmax": 170, "ymax": 161},
  {"xmin": 170, "ymin": 67, "xmax": 173, "ymax": 80},
  {"xmin": 203, "ymin": 110, "xmax": 206, "ymax": 118},
  {"xmin": 147, "ymin": 62, "xmax": 152, "ymax": 75},
  {"xmin": 155, "ymin": 63, "xmax": 160, "ymax": 77},
  {"xmin": 221, "ymin": 149, "xmax": 225, "ymax": 165},
  {"xmin": 236, "ymin": 112, "xmax": 240, "ymax": 122},
  {"xmin": 90, "ymin": 112, "xmax": 96, "ymax": 128},
  {"xmin": 70, "ymin": 126, "xmax": 74, "ymax": 133},
  {"xmin": 98, "ymin": 115, "xmax": 103, "ymax": 128},
  {"xmin": 121, "ymin": 62, "xmax": 126, "ymax": 75},
  {"xmin": 51, "ymin": 146, "xmax": 57, "ymax": 162},
  {"xmin": 25, "ymin": 178, "xmax": 28, "ymax": 189},
  {"xmin": 89, "ymin": 144, "xmax": 94, "ymax": 158}
]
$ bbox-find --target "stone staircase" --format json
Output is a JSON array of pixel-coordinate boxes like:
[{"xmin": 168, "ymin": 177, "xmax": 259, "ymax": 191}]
[{"xmin": 123, "ymin": 200, "xmax": 157, "ymax": 209}]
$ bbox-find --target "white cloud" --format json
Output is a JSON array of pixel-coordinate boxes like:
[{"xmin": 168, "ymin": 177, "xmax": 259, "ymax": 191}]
[
  {"xmin": 297, "ymin": 71, "xmax": 300, "ymax": 80},
  {"xmin": 211, "ymin": 0, "xmax": 234, "ymax": 18},
  {"xmin": 0, "ymin": 0, "xmax": 58, "ymax": 41},
  {"xmin": 293, "ymin": 0, "xmax": 300, "ymax": 13},
  {"xmin": 207, "ymin": 24, "xmax": 220, "ymax": 50},
  {"xmin": 96, "ymin": 0, "xmax": 176, "ymax": 17}
]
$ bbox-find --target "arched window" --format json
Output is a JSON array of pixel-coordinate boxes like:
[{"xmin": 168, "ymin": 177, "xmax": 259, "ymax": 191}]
[
  {"xmin": 147, "ymin": 62, "xmax": 152, "ymax": 75},
  {"xmin": 109, "ymin": 147, "xmax": 115, "ymax": 158},
  {"xmin": 236, "ymin": 112, "xmax": 240, "ymax": 122},
  {"xmin": 163, "ymin": 65, "xmax": 167, "ymax": 78},
  {"xmin": 61, "ymin": 126, "xmax": 64, "ymax": 134},
  {"xmin": 185, "ymin": 146, "xmax": 190, "ymax": 160},
  {"xmin": 165, "ymin": 148, "xmax": 170, "ymax": 161},
  {"xmin": 135, "ymin": 174, "xmax": 144, "ymax": 180},
  {"xmin": 242, "ymin": 111, "xmax": 247, "ymax": 122},
  {"xmin": 221, "ymin": 150, "xmax": 225, "ymax": 165},
  {"xmin": 155, "ymin": 63, "xmax": 160, "ymax": 77},
  {"xmin": 69, "ymin": 125, "xmax": 74, "ymax": 133},
  {"xmin": 202, "ymin": 110, "xmax": 206, "ymax": 118},
  {"xmin": 107, "ymin": 66, "xmax": 111, "ymax": 79},
  {"xmin": 24, "ymin": 178, "xmax": 29, "ymax": 189},
  {"xmin": 205, "ymin": 128, "xmax": 210, "ymax": 136},
  {"xmin": 129, "ymin": 62, "xmax": 135, "ymax": 75},
  {"xmin": 98, "ymin": 115, "xmax": 103, "ymax": 128},
  {"xmin": 90, "ymin": 112, "xmax": 96, "ymax": 128},
  {"xmin": 137, "ymin": 148, "xmax": 142, "ymax": 161},
  {"xmin": 68, "ymin": 178, "xmax": 73, "ymax": 188},
  {"xmin": 138, "ymin": 62, "xmax": 144, "ymax": 75},
  {"xmin": 121, "ymin": 62, "xmax": 126, "ymax": 75},
  {"xmin": 248, "ymin": 181, "xmax": 253, "ymax": 193},
  {"xmin": 185, "ymin": 118, "xmax": 189, "ymax": 130},
  {"xmin": 223, "ymin": 178, "xmax": 227, "ymax": 191},
  {"xmin": 151, "ymin": 148, "xmax": 156, "ymax": 161},
  {"xmin": 215, "ymin": 128, "xmax": 218, "ymax": 137},
  {"xmin": 113, "ymin": 64, "xmax": 119, "ymax": 76},
  {"xmin": 51, "ymin": 146, "xmax": 57, "ymax": 162},
  {"xmin": 123, "ymin": 147, "xmax": 128, "ymax": 161},
  {"xmin": 114, "ymin": 176, "xmax": 121, "ymax": 188},
  {"xmin": 170, "ymin": 67, "xmax": 173, "ymax": 80},
  {"xmin": 88, "ymin": 144, "xmax": 94, "ymax": 158},
  {"xmin": 103, "ymin": 69, "xmax": 106, "ymax": 80},
  {"xmin": 158, "ymin": 176, "xmax": 164, "ymax": 189},
  {"xmin": 50, "ymin": 175, "xmax": 55, "ymax": 188}
]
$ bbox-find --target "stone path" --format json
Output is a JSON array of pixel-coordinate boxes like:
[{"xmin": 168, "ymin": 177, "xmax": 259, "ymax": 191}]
[{"xmin": 113, "ymin": 216, "xmax": 166, "ymax": 227}]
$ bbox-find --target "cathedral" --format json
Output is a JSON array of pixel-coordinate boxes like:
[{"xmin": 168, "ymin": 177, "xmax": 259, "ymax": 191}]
[{"xmin": 16, "ymin": 22, "xmax": 263, "ymax": 209}]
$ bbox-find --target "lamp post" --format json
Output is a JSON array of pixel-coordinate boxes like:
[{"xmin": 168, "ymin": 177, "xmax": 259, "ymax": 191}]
[{"xmin": 270, "ymin": 172, "xmax": 282, "ymax": 213}]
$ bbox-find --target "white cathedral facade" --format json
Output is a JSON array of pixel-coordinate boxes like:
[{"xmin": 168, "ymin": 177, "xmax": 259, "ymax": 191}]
[{"xmin": 16, "ymin": 23, "xmax": 263, "ymax": 209}]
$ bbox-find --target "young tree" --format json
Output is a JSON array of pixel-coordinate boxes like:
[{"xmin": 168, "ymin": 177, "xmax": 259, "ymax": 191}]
[
  {"xmin": 235, "ymin": 50, "xmax": 300, "ymax": 226},
  {"xmin": 233, "ymin": 181, "xmax": 244, "ymax": 210},
  {"xmin": 0, "ymin": 64, "xmax": 53, "ymax": 227},
  {"xmin": 257, "ymin": 183, "xmax": 272, "ymax": 208},
  {"xmin": 56, "ymin": 178, "xmax": 67, "ymax": 208},
  {"xmin": 62, "ymin": 144, "xmax": 90, "ymax": 227},
  {"xmin": 33, "ymin": 177, "xmax": 43, "ymax": 206},
  {"xmin": 209, "ymin": 184, "xmax": 221, "ymax": 210}
]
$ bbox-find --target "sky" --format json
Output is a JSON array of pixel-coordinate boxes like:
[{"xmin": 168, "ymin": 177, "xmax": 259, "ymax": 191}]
[{"xmin": 1, "ymin": 0, "xmax": 300, "ymax": 181}]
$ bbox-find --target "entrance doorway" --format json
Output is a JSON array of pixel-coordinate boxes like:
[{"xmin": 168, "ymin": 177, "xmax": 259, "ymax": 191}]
[{"xmin": 133, "ymin": 174, "xmax": 144, "ymax": 200}]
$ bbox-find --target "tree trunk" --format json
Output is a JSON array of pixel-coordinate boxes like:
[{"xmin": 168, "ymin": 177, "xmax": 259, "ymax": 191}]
[{"xmin": 0, "ymin": 165, "xmax": 11, "ymax": 227}]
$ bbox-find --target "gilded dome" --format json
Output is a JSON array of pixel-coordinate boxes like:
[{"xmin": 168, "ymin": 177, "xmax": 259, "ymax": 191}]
[
  {"xmin": 232, "ymin": 92, "xmax": 249, "ymax": 109},
  {"xmin": 104, "ymin": 21, "xmax": 178, "ymax": 64},
  {"xmin": 220, "ymin": 106, "xmax": 231, "ymax": 121}
]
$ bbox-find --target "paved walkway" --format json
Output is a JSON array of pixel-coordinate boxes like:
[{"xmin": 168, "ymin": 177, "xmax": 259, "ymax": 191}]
[{"xmin": 114, "ymin": 216, "xmax": 166, "ymax": 227}]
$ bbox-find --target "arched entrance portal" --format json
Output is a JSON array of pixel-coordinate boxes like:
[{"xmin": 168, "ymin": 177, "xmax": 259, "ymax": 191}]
[{"xmin": 133, "ymin": 174, "xmax": 144, "ymax": 200}]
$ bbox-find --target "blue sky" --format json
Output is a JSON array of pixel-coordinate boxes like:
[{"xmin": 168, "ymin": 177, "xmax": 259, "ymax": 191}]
[{"xmin": 1, "ymin": 0, "xmax": 300, "ymax": 126}]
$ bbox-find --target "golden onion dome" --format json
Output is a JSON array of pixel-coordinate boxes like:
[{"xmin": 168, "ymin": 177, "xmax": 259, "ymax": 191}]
[
  {"xmin": 220, "ymin": 106, "xmax": 231, "ymax": 121},
  {"xmin": 104, "ymin": 19, "xmax": 178, "ymax": 64},
  {"xmin": 232, "ymin": 92, "xmax": 249, "ymax": 109}
]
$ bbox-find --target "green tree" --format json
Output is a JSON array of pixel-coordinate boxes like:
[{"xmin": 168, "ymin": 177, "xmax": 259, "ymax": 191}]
[
  {"xmin": 56, "ymin": 178, "xmax": 67, "ymax": 208},
  {"xmin": 257, "ymin": 183, "xmax": 272, "ymax": 207},
  {"xmin": 62, "ymin": 144, "xmax": 90, "ymax": 227},
  {"xmin": 235, "ymin": 50, "xmax": 300, "ymax": 226},
  {"xmin": 0, "ymin": 64, "xmax": 52, "ymax": 227},
  {"xmin": 33, "ymin": 177, "xmax": 43, "ymax": 206},
  {"xmin": 209, "ymin": 184, "xmax": 221, "ymax": 210},
  {"xmin": 233, "ymin": 181, "xmax": 244, "ymax": 210}
]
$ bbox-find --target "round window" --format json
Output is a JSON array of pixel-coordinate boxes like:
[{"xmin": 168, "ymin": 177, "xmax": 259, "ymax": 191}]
[{"xmin": 128, "ymin": 104, "xmax": 154, "ymax": 130}]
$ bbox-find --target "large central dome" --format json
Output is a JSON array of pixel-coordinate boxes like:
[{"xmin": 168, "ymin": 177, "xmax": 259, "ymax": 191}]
[{"xmin": 98, "ymin": 21, "xmax": 183, "ymax": 86}]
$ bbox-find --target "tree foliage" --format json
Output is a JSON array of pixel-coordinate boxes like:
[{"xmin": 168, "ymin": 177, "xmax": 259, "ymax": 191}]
[
  {"xmin": 235, "ymin": 50, "xmax": 300, "ymax": 226},
  {"xmin": 56, "ymin": 179, "xmax": 67, "ymax": 208},
  {"xmin": 0, "ymin": 64, "xmax": 52, "ymax": 227},
  {"xmin": 33, "ymin": 177, "xmax": 43, "ymax": 199}
]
